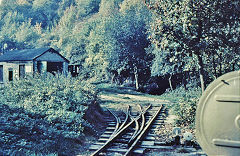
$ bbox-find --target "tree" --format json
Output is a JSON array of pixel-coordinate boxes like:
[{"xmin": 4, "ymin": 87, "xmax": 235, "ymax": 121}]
[
  {"xmin": 0, "ymin": 10, "xmax": 41, "ymax": 51},
  {"xmin": 99, "ymin": 0, "xmax": 122, "ymax": 15},
  {"xmin": 50, "ymin": 5, "xmax": 78, "ymax": 57},
  {"xmin": 114, "ymin": 0, "xmax": 153, "ymax": 89},
  {"xmin": 82, "ymin": 16, "xmax": 120, "ymax": 80},
  {"xmin": 145, "ymin": 0, "xmax": 240, "ymax": 92},
  {"xmin": 78, "ymin": 0, "xmax": 153, "ymax": 88},
  {"xmin": 32, "ymin": 0, "xmax": 60, "ymax": 28},
  {"xmin": 0, "ymin": 0, "xmax": 60, "ymax": 51},
  {"xmin": 75, "ymin": 0, "xmax": 101, "ymax": 17}
]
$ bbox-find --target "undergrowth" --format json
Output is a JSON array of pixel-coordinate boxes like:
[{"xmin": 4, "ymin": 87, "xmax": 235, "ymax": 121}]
[
  {"xmin": 0, "ymin": 74, "xmax": 98, "ymax": 155},
  {"xmin": 160, "ymin": 85, "xmax": 201, "ymax": 128}
]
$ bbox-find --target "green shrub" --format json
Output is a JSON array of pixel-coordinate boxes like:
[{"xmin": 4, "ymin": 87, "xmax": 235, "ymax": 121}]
[
  {"xmin": 0, "ymin": 74, "xmax": 98, "ymax": 155},
  {"xmin": 161, "ymin": 86, "xmax": 201, "ymax": 128}
]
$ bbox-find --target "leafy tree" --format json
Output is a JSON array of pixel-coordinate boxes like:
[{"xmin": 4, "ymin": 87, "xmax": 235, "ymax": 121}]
[
  {"xmin": 57, "ymin": 0, "xmax": 75, "ymax": 16},
  {"xmin": 80, "ymin": 0, "xmax": 153, "ymax": 88},
  {"xmin": 78, "ymin": 16, "xmax": 120, "ymax": 81},
  {"xmin": 14, "ymin": 19, "xmax": 41, "ymax": 48},
  {"xmin": 115, "ymin": 0, "xmax": 153, "ymax": 89},
  {"xmin": 0, "ymin": 0, "xmax": 61, "ymax": 51},
  {"xmin": 99, "ymin": 0, "xmax": 123, "ymax": 15},
  {"xmin": 0, "ymin": 11, "xmax": 41, "ymax": 51},
  {"xmin": 50, "ymin": 4, "xmax": 96, "ymax": 64},
  {"xmin": 50, "ymin": 5, "xmax": 78, "ymax": 57},
  {"xmin": 75, "ymin": 0, "xmax": 101, "ymax": 17},
  {"xmin": 32, "ymin": 0, "xmax": 60, "ymax": 28},
  {"xmin": 0, "ymin": 0, "xmax": 19, "ymax": 10},
  {"xmin": 145, "ymin": 0, "xmax": 240, "ymax": 92}
]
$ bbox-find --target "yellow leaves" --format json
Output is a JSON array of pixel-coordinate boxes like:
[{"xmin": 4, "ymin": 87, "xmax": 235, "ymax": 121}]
[
  {"xmin": 32, "ymin": 0, "xmax": 49, "ymax": 9},
  {"xmin": 169, "ymin": 57, "xmax": 174, "ymax": 63},
  {"xmin": 17, "ymin": 0, "xmax": 29, "ymax": 5},
  {"xmin": 119, "ymin": 0, "xmax": 145, "ymax": 13},
  {"xmin": 34, "ymin": 22, "xmax": 42, "ymax": 35}
]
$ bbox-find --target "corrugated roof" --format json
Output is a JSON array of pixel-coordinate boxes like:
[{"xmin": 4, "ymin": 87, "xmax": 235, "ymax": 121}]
[{"xmin": 0, "ymin": 47, "xmax": 55, "ymax": 61}]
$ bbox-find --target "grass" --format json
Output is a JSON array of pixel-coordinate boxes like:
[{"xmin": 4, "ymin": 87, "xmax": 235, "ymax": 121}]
[
  {"xmin": 97, "ymin": 83, "xmax": 166, "ymax": 100},
  {"xmin": 97, "ymin": 83, "xmax": 141, "ymax": 95},
  {"xmin": 96, "ymin": 83, "xmax": 169, "ymax": 112}
]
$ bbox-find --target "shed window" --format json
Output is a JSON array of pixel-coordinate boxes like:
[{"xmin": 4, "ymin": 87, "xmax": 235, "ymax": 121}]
[{"xmin": 0, "ymin": 65, "xmax": 3, "ymax": 82}]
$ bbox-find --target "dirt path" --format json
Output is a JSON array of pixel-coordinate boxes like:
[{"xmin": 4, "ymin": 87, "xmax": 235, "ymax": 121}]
[{"xmin": 99, "ymin": 90, "xmax": 170, "ymax": 111}]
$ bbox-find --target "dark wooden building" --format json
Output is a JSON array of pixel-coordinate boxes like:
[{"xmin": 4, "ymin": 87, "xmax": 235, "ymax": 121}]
[{"xmin": 0, "ymin": 47, "xmax": 69, "ymax": 85}]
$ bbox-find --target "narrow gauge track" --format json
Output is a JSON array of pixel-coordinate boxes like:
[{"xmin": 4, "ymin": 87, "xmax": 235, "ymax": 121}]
[{"xmin": 89, "ymin": 104, "xmax": 166, "ymax": 156}]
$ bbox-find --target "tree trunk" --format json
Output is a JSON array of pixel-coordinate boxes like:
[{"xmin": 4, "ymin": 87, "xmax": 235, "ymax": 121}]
[
  {"xmin": 219, "ymin": 53, "xmax": 222, "ymax": 76},
  {"xmin": 196, "ymin": 19, "xmax": 205, "ymax": 93},
  {"xmin": 199, "ymin": 72, "xmax": 205, "ymax": 93},
  {"xmin": 232, "ymin": 63, "xmax": 235, "ymax": 71},
  {"xmin": 134, "ymin": 66, "xmax": 139, "ymax": 90},
  {"xmin": 111, "ymin": 74, "xmax": 115, "ymax": 84},
  {"xmin": 212, "ymin": 53, "xmax": 217, "ymax": 79},
  {"xmin": 182, "ymin": 72, "xmax": 187, "ymax": 90},
  {"xmin": 168, "ymin": 74, "xmax": 173, "ymax": 91},
  {"xmin": 197, "ymin": 54, "xmax": 205, "ymax": 93}
]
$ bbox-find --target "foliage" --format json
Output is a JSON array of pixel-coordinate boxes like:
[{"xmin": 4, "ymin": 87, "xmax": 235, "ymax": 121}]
[
  {"xmin": 0, "ymin": 74, "xmax": 98, "ymax": 155},
  {"xmin": 99, "ymin": 0, "xmax": 122, "ymax": 15},
  {"xmin": 161, "ymin": 85, "xmax": 201, "ymax": 128},
  {"xmin": 0, "ymin": 104, "xmax": 65, "ymax": 155},
  {"xmin": 84, "ymin": 0, "xmax": 153, "ymax": 85},
  {"xmin": 146, "ymin": 0, "xmax": 240, "ymax": 87},
  {"xmin": 82, "ymin": 16, "xmax": 119, "ymax": 80},
  {"xmin": 0, "ymin": 0, "xmax": 153, "ymax": 88},
  {"xmin": 0, "ymin": 11, "xmax": 41, "ymax": 51}
]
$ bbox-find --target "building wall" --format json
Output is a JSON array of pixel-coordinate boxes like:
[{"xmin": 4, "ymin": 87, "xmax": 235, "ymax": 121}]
[
  {"xmin": 63, "ymin": 62, "xmax": 69, "ymax": 76},
  {"xmin": 35, "ymin": 51, "xmax": 69, "ymax": 75},
  {"xmin": 33, "ymin": 61, "xmax": 47, "ymax": 74},
  {"xmin": 0, "ymin": 51, "xmax": 69, "ymax": 86},
  {"xmin": 0, "ymin": 61, "xmax": 33, "ymax": 85}
]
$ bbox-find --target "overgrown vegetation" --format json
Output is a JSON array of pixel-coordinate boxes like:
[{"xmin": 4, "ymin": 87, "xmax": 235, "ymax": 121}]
[
  {"xmin": 146, "ymin": 0, "xmax": 240, "ymax": 91},
  {"xmin": 0, "ymin": 0, "xmax": 239, "ymax": 154},
  {"xmin": 0, "ymin": 74, "xmax": 98, "ymax": 155},
  {"xmin": 0, "ymin": 0, "xmax": 239, "ymax": 88},
  {"xmin": 160, "ymin": 85, "xmax": 201, "ymax": 128}
]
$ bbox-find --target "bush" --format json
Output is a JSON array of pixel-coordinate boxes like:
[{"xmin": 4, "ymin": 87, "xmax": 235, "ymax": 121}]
[
  {"xmin": 0, "ymin": 74, "xmax": 98, "ymax": 155},
  {"xmin": 161, "ymin": 86, "xmax": 201, "ymax": 128}
]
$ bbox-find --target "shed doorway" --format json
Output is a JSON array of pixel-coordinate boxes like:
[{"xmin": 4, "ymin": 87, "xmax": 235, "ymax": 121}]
[
  {"xmin": 47, "ymin": 62, "xmax": 63, "ymax": 75},
  {"xmin": 0, "ymin": 65, "xmax": 3, "ymax": 82},
  {"xmin": 19, "ymin": 65, "xmax": 25, "ymax": 78},
  {"xmin": 8, "ymin": 68, "xmax": 13, "ymax": 81}
]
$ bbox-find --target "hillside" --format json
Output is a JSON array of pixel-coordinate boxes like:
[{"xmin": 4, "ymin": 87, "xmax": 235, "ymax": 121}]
[{"xmin": 0, "ymin": 0, "xmax": 239, "ymax": 155}]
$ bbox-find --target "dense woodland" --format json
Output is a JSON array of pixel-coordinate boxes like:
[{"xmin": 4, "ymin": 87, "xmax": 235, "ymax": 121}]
[
  {"xmin": 0, "ymin": 0, "xmax": 239, "ymax": 90},
  {"xmin": 0, "ymin": 0, "xmax": 239, "ymax": 155}
]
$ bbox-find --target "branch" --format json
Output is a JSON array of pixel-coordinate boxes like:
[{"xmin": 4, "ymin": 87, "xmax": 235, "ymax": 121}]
[
  {"xmin": 211, "ymin": 32, "xmax": 240, "ymax": 48},
  {"xmin": 187, "ymin": 25, "xmax": 194, "ymax": 37}
]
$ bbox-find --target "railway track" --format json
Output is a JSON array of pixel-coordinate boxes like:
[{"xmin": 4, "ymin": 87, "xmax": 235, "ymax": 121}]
[{"xmin": 89, "ymin": 104, "xmax": 167, "ymax": 155}]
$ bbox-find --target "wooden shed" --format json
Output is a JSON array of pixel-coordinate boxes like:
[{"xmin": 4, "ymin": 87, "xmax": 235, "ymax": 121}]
[{"xmin": 0, "ymin": 47, "xmax": 69, "ymax": 85}]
